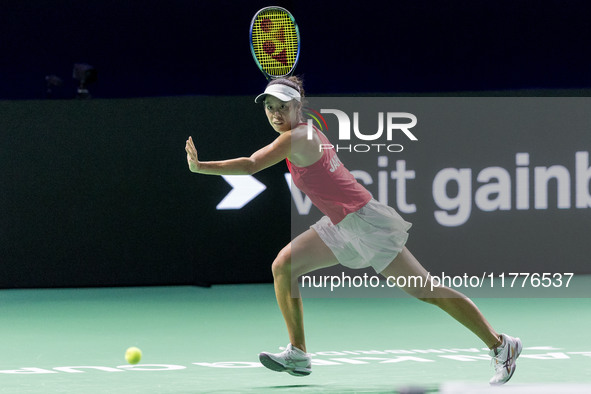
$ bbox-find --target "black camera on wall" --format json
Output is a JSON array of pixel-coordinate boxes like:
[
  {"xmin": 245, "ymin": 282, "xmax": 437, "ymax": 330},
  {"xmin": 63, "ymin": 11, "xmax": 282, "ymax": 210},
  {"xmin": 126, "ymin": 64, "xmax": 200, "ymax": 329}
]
[{"xmin": 73, "ymin": 63, "xmax": 98, "ymax": 99}]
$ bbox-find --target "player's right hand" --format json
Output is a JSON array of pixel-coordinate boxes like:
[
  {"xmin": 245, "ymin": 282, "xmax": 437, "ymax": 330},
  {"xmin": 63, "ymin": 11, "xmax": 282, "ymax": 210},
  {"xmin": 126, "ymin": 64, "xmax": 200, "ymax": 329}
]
[{"xmin": 185, "ymin": 136, "xmax": 201, "ymax": 173}]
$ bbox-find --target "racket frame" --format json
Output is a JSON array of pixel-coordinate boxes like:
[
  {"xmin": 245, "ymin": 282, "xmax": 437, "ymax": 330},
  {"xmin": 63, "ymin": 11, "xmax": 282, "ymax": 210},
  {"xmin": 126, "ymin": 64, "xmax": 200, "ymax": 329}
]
[{"xmin": 249, "ymin": 6, "xmax": 301, "ymax": 80}]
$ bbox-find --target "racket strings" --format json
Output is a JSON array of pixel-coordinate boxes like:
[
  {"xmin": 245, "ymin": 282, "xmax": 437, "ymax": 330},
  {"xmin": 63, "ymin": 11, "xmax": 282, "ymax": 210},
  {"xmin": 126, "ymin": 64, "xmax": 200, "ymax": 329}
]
[{"xmin": 252, "ymin": 10, "xmax": 299, "ymax": 77}]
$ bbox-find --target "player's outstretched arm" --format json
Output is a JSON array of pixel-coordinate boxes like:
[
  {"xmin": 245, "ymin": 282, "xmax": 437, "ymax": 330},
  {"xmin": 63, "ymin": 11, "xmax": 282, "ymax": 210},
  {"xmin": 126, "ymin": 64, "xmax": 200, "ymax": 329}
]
[{"xmin": 185, "ymin": 133, "xmax": 290, "ymax": 176}]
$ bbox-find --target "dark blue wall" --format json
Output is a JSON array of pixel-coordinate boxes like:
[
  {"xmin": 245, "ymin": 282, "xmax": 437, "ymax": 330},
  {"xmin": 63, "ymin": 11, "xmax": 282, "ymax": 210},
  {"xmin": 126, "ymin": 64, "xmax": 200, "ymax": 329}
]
[{"xmin": 1, "ymin": 0, "xmax": 591, "ymax": 100}]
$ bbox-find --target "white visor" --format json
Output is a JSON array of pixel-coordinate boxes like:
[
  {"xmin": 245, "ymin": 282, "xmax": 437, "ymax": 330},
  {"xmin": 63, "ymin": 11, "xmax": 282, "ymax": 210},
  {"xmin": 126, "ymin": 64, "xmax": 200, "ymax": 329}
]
[{"xmin": 254, "ymin": 84, "xmax": 301, "ymax": 103}]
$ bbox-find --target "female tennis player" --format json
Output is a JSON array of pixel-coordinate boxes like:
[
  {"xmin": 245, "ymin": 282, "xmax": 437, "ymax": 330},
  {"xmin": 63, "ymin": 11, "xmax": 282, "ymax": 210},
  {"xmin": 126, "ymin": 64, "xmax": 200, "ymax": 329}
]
[{"xmin": 185, "ymin": 77, "xmax": 522, "ymax": 385}]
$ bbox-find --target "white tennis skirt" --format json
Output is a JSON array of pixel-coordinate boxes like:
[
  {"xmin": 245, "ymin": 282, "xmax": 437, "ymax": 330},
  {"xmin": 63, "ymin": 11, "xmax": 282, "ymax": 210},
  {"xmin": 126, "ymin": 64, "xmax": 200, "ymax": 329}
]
[{"xmin": 311, "ymin": 199, "xmax": 412, "ymax": 273}]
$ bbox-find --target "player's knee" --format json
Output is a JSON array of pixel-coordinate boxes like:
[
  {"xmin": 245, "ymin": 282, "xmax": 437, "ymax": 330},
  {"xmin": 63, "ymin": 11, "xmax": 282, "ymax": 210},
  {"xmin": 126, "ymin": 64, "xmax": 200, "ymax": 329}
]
[
  {"xmin": 402, "ymin": 285, "xmax": 441, "ymax": 306},
  {"xmin": 271, "ymin": 247, "xmax": 291, "ymax": 278},
  {"xmin": 417, "ymin": 296, "xmax": 441, "ymax": 306},
  {"xmin": 414, "ymin": 287, "xmax": 447, "ymax": 307}
]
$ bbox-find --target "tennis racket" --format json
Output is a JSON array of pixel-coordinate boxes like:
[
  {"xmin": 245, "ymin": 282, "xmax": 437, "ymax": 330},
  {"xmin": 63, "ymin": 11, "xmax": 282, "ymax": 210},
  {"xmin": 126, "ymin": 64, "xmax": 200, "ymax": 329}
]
[{"xmin": 249, "ymin": 6, "xmax": 300, "ymax": 80}]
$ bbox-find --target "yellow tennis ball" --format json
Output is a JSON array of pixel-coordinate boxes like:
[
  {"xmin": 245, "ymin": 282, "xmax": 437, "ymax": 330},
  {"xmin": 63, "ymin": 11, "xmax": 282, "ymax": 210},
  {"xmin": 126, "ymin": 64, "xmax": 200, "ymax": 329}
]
[{"xmin": 125, "ymin": 347, "xmax": 142, "ymax": 364}]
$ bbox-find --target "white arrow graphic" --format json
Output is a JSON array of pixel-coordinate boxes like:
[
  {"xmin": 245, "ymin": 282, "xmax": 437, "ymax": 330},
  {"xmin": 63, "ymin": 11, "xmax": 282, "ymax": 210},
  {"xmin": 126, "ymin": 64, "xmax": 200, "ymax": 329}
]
[{"xmin": 216, "ymin": 175, "xmax": 267, "ymax": 210}]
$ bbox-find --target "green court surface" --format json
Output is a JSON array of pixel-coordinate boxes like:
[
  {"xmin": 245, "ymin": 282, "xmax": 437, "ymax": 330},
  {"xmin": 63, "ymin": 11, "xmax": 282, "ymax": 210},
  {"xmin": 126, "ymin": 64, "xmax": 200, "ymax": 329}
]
[{"xmin": 1, "ymin": 284, "xmax": 590, "ymax": 393}]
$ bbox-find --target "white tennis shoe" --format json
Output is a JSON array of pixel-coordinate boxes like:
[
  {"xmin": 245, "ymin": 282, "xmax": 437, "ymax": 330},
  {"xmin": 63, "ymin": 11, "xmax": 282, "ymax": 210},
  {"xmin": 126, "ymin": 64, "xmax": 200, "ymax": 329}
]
[
  {"xmin": 489, "ymin": 333, "xmax": 522, "ymax": 385},
  {"xmin": 259, "ymin": 344, "xmax": 312, "ymax": 376}
]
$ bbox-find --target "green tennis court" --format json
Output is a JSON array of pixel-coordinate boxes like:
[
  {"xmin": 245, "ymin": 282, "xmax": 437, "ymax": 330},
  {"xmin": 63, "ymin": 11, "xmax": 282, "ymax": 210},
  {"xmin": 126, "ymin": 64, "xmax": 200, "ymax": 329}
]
[{"xmin": 2, "ymin": 282, "xmax": 590, "ymax": 393}]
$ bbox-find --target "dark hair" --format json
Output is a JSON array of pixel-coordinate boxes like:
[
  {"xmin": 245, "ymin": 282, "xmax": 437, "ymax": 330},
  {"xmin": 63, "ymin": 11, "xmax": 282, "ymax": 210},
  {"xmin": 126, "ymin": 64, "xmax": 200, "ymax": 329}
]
[
  {"xmin": 265, "ymin": 76, "xmax": 305, "ymax": 122},
  {"xmin": 267, "ymin": 75, "xmax": 305, "ymax": 99}
]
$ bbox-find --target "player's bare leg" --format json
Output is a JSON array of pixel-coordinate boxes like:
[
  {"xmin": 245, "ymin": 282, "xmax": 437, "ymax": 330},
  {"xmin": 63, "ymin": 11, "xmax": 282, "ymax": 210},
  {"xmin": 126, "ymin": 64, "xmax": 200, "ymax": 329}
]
[
  {"xmin": 259, "ymin": 229, "xmax": 338, "ymax": 375},
  {"xmin": 271, "ymin": 243, "xmax": 307, "ymax": 352},
  {"xmin": 380, "ymin": 247, "xmax": 501, "ymax": 347},
  {"xmin": 381, "ymin": 247, "xmax": 522, "ymax": 385},
  {"xmin": 271, "ymin": 229, "xmax": 339, "ymax": 351}
]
